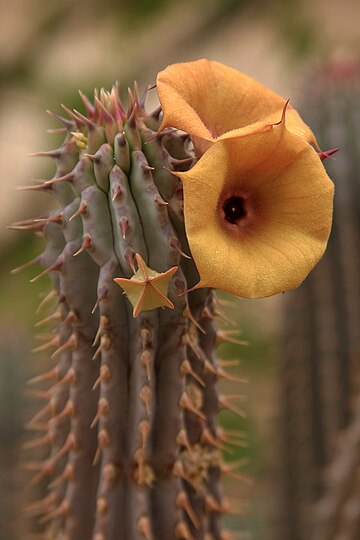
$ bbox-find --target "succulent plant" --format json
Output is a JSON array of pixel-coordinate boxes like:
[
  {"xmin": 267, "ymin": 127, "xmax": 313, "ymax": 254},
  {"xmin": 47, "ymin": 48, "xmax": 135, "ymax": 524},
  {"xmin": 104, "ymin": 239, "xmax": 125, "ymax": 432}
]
[{"xmin": 12, "ymin": 59, "xmax": 334, "ymax": 540}]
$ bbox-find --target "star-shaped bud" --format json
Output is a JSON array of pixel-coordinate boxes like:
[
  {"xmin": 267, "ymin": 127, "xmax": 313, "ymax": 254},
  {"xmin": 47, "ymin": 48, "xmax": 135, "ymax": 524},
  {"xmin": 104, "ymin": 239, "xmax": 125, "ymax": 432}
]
[{"xmin": 114, "ymin": 254, "xmax": 178, "ymax": 317}]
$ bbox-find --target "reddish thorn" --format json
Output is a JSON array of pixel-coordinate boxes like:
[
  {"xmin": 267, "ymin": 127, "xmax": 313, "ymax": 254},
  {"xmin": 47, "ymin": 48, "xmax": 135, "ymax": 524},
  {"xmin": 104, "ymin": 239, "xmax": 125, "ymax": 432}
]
[
  {"xmin": 11, "ymin": 256, "xmax": 41, "ymax": 275},
  {"xmin": 119, "ymin": 216, "xmax": 129, "ymax": 239},
  {"xmin": 73, "ymin": 234, "xmax": 92, "ymax": 256},
  {"xmin": 112, "ymin": 185, "xmax": 122, "ymax": 201},
  {"xmin": 153, "ymin": 193, "xmax": 168, "ymax": 206},
  {"xmin": 318, "ymin": 147, "xmax": 340, "ymax": 160},
  {"xmin": 72, "ymin": 109, "xmax": 96, "ymax": 129},
  {"xmin": 78, "ymin": 90, "xmax": 95, "ymax": 117},
  {"xmin": 45, "ymin": 171, "xmax": 75, "ymax": 186},
  {"xmin": 61, "ymin": 103, "xmax": 85, "ymax": 128},
  {"xmin": 69, "ymin": 200, "xmax": 88, "ymax": 221},
  {"xmin": 30, "ymin": 257, "xmax": 63, "ymax": 283},
  {"xmin": 16, "ymin": 183, "xmax": 52, "ymax": 192},
  {"xmin": 91, "ymin": 286, "xmax": 109, "ymax": 314},
  {"xmin": 46, "ymin": 110, "xmax": 74, "ymax": 130},
  {"xmin": 28, "ymin": 149, "xmax": 62, "ymax": 158}
]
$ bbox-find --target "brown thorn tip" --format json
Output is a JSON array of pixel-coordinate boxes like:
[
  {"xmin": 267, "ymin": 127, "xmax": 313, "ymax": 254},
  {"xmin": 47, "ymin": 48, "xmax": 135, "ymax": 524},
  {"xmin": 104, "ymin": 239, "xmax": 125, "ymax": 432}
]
[
  {"xmin": 137, "ymin": 515, "xmax": 153, "ymax": 540},
  {"xmin": 176, "ymin": 491, "xmax": 200, "ymax": 528},
  {"xmin": 73, "ymin": 235, "xmax": 92, "ymax": 256},
  {"xmin": 180, "ymin": 360, "xmax": 205, "ymax": 387},
  {"xmin": 175, "ymin": 521, "xmax": 195, "ymax": 540}
]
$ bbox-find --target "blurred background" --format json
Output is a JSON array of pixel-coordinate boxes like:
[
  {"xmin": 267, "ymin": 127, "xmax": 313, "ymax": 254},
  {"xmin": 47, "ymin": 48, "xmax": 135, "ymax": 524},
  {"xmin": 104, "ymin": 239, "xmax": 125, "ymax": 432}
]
[{"xmin": 1, "ymin": 0, "xmax": 360, "ymax": 539}]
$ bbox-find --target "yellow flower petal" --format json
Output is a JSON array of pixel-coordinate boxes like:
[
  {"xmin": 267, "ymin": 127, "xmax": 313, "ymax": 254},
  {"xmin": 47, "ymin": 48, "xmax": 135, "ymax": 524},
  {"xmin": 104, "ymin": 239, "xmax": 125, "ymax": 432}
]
[
  {"xmin": 176, "ymin": 122, "xmax": 334, "ymax": 298},
  {"xmin": 114, "ymin": 254, "xmax": 178, "ymax": 317},
  {"xmin": 157, "ymin": 59, "xmax": 317, "ymax": 151}
]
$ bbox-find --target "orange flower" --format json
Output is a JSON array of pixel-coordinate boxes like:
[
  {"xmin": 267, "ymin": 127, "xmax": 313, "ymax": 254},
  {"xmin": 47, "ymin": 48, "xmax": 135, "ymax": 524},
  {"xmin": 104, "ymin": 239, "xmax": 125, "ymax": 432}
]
[
  {"xmin": 157, "ymin": 59, "xmax": 334, "ymax": 298},
  {"xmin": 174, "ymin": 119, "xmax": 333, "ymax": 298},
  {"xmin": 157, "ymin": 59, "xmax": 317, "ymax": 154}
]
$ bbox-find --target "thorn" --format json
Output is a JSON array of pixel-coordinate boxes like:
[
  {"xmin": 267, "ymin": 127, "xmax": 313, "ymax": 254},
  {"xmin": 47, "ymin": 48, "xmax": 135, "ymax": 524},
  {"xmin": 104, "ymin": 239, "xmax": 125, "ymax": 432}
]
[
  {"xmin": 216, "ymin": 368, "xmax": 248, "ymax": 383},
  {"xmin": 170, "ymin": 237, "xmax": 191, "ymax": 259},
  {"xmin": 25, "ymin": 421, "xmax": 48, "ymax": 432},
  {"xmin": 175, "ymin": 521, "xmax": 195, "ymax": 540},
  {"xmin": 139, "ymin": 385, "xmax": 151, "ymax": 416},
  {"xmin": 92, "ymin": 286, "xmax": 109, "ymax": 314},
  {"xmin": 203, "ymin": 358, "xmax": 217, "ymax": 376},
  {"xmin": 51, "ymin": 399, "xmax": 75, "ymax": 423},
  {"xmin": 214, "ymin": 308, "xmax": 236, "ymax": 326},
  {"xmin": 96, "ymin": 496, "xmax": 108, "ymax": 516},
  {"xmin": 7, "ymin": 222, "xmax": 45, "ymax": 232},
  {"xmin": 93, "ymin": 430, "xmax": 110, "ymax": 465},
  {"xmin": 318, "ymin": 146, "xmax": 340, "ymax": 160},
  {"xmin": 90, "ymin": 398, "xmax": 109, "ymax": 428},
  {"xmin": 48, "ymin": 463, "xmax": 74, "ymax": 488},
  {"xmin": 61, "ymin": 309, "xmax": 80, "ymax": 326},
  {"xmin": 34, "ymin": 212, "xmax": 64, "ymax": 225},
  {"xmin": 35, "ymin": 309, "xmax": 62, "ymax": 327},
  {"xmin": 153, "ymin": 193, "xmax": 167, "ymax": 206},
  {"xmin": 36, "ymin": 289, "xmax": 58, "ymax": 314},
  {"xmin": 172, "ymin": 459, "xmax": 188, "ymax": 481},
  {"xmin": 30, "ymin": 257, "xmax": 63, "ymax": 283},
  {"xmin": 45, "ymin": 171, "xmax": 75, "ymax": 186},
  {"xmin": 218, "ymin": 395, "xmax": 247, "ymax": 418},
  {"xmin": 27, "ymin": 367, "xmax": 59, "ymax": 385},
  {"xmin": 177, "ymin": 429, "xmax": 193, "ymax": 455},
  {"xmin": 218, "ymin": 359, "xmax": 241, "ymax": 368},
  {"xmin": 47, "ymin": 127, "xmax": 68, "ymax": 134},
  {"xmin": 112, "ymin": 185, "xmax": 122, "ymax": 201},
  {"xmin": 176, "ymin": 491, "xmax": 200, "ymax": 528},
  {"xmin": 200, "ymin": 306, "xmax": 214, "ymax": 320},
  {"xmin": 51, "ymin": 333, "xmax": 77, "ymax": 359},
  {"xmin": 119, "ymin": 216, "xmax": 129, "ymax": 239},
  {"xmin": 216, "ymin": 330, "xmax": 248, "ymax": 346},
  {"xmin": 180, "ymin": 359, "xmax": 205, "ymax": 387},
  {"xmin": 92, "ymin": 334, "xmax": 110, "ymax": 360},
  {"xmin": 16, "ymin": 182, "xmax": 51, "ymax": 192},
  {"xmin": 26, "ymin": 461, "xmax": 54, "ymax": 487},
  {"xmin": 29, "ymin": 149, "xmax": 62, "ymax": 159},
  {"xmin": 221, "ymin": 463, "xmax": 252, "ymax": 484},
  {"xmin": 170, "ymin": 156, "xmax": 194, "ymax": 168},
  {"xmin": 53, "ymin": 366, "xmax": 76, "ymax": 388},
  {"xmin": 200, "ymin": 427, "xmax": 229, "ymax": 452},
  {"xmin": 92, "ymin": 316, "xmax": 106, "ymax": 346},
  {"xmin": 124, "ymin": 248, "xmax": 136, "ymax": 273},
  {"xmin": 32, "ymin": 335, "xmax": 60, "ymax": 354},
  {"xmin": 23, "ymin": 433, "xmax": 53, "ymax": 450},
  {"xmin": 46, "ymin": 109, "xmax": 74, "ymax": 130},
  {"xmin": 205, "ymin": 494, "xmax": 229, "ymax": 514},
  {"xmin": 78, "ymin": 90, "xmax": 95, "ymax": 117},
  {"xmin": 26, "ymin": 388, "xmax": 50, "ymax": 400},
  {"xmin": 73, "ymin": 234, "xmax": 92, "ymax": 256},
  {"xmin": 61, "ymin": 103, "xmax": 85, "ymax": 128},
  {"xmin": 184, "ymin": 333, "xmax": 201, "ymax": 359},
  {"xmin": 142, "ymin": 164, "xmax": 155, "ymax": 173},
  {"xmin": 38, "ymin": 499, "xmax": 70, "ymax": 524},
  {"xmin": 140, "ymin": 350, "xmax": 152, "ymax": 381},
  {"xmin": 180, "ymin": 392, "xmax": 205, "ymax": 420},
  {"xmin": 137, "ymin": 515, "xmax": 153, "ymax": 540},
  {"xmin": 11, "ymin": 256, "xmax": 41, "ymax": 275},
  {"xmin": 183, "ymin": 307, "xmax": 205, "ymax": 334},
  {"xmin": 72, "ymin": 109, "xmax": 96, "ymax": 129},
  {"xmin": 92, "ymin": 364, "xmax": 111, "ymax": 390},
  {"xmin": 138, "ymin": 420, "xmax": 150, "ymax": 449},
  {"xmin": 69, "ymin": 200, "xmax": 88, "ymax": 221}
]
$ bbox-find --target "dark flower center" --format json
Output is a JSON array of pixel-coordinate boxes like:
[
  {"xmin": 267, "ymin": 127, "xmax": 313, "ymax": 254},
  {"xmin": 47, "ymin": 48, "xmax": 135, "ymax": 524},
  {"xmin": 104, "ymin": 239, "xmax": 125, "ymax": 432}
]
[{"xmin": 223, "ymin": 196, "xmax": 247, "ymax": 224}]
